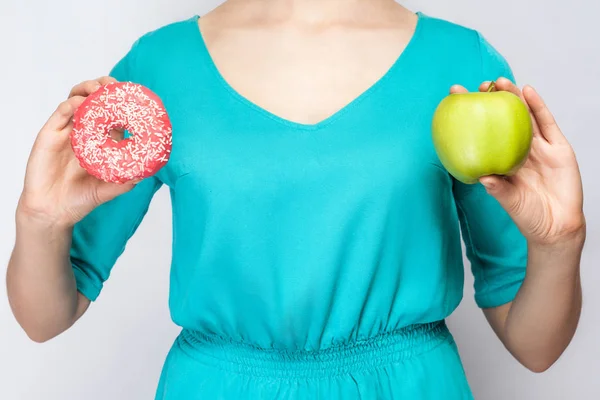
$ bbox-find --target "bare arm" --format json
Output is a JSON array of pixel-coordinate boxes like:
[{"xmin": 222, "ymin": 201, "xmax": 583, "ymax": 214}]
[
  {"xmin": 6, "ymin": 77, "xmax": 136, "ymax": 343},
  {"xmin": 484, "ymin": 236, "xmax": 584, "ymax": 372},
  {"xmin": 7, "ymin": 214, "xmax": 90, "ymax": 343},
  {"xmin": 453, "ymin": 79, "xmax": 585, "ymax": 372}
]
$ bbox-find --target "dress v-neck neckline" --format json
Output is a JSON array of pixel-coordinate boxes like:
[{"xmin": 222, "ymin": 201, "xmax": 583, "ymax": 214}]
[{"xmin": 191, "ymin": 11, "xmax": 427, "ymax": 131}]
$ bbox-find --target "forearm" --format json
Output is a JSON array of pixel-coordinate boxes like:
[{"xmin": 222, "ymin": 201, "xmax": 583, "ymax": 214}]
[
  {"xmin": 6, "ymin": 208, "xmax": 89, "ymax": 342},
  {"xmin": 499, "ymin": 232, "xmax": 584, "ymax": 372}
]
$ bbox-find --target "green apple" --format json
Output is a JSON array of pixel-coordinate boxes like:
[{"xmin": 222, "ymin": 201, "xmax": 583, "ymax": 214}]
[{"xmin": 431, "ymin": 83, "xmax": 533, "ymax": 184}]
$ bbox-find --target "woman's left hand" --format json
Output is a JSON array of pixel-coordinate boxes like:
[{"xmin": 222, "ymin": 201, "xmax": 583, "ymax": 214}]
[{"xmin": 450, "ymin": 78, "xmax": 585, "ymax": 246}]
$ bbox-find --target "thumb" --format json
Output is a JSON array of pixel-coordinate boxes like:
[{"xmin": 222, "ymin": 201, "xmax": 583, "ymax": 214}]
[
  {"xmin": 95, "ymin": 180, "xmax": 139, "ymax": 204},
  {"xmin": 479, "ymin": 176, "xmax": 520, "ymax": 212}
]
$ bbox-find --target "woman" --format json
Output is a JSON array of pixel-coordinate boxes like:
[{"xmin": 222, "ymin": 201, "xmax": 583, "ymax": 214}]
[{"xmin": 7, "ymin": 0, "xmax": 585, "ymax": 398}]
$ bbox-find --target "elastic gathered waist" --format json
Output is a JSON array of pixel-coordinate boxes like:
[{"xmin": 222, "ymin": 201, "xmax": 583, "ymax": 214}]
[{"xmin": 176, "ymin": 320, "xmax": 450, "ymax": 379}]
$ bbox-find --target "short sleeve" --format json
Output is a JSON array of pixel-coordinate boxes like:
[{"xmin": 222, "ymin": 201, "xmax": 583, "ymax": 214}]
[
  {"xmin": 477, "ymin": 31, "xmax": 516, "ymax": 84},
  {"xmin": 452, "ymin": 33, "xmax": 528, "ymax": 309},
  {"xmin": 70, "ymin": 41, "xmax": 163, "ymax": 302},
  {"xmin": 108, "ymin": 38, "xmax": 141, "ymax": 83}
]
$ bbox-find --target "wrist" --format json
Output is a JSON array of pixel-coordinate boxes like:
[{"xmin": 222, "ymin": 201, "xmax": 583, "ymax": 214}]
[
  {"xmin": 529, "ymin": 225, "xmax": 586, "ymax": 254},
  {"xmin": 526, "ymin": 230, "xmax": 584, "ymax": 280},
  {"xmin": 527, "ymin": 211, "xmax": 586, "ymax": 248},
  {"xmin": 16, "ymin": 197, "xmax": 74, "ymax": 234}
]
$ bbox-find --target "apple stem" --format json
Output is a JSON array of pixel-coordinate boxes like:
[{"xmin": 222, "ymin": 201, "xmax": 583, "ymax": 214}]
[{"xmin": 487, "ymin": 81, "xmax": 496, "ymax": 92}]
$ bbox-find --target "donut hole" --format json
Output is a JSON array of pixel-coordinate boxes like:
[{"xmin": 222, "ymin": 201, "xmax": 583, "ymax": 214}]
[{"xmin": 109, "ymin": 127, "xmax": 126, "ymax": 143}]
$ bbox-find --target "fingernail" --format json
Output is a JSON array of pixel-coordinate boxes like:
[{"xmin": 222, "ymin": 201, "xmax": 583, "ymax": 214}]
[{"xmin": 480, "ymin": 179, "xmax": 495, "ymax": 190}]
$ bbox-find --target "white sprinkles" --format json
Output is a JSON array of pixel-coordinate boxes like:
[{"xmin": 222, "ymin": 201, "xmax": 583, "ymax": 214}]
[{"xmin": 71, "ymin": 82, "xmax": 173, "ymax": 183}]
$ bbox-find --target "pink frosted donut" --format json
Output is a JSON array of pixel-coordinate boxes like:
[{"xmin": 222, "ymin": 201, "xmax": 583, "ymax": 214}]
[{"xmin": 71, "ymin": 81, "xmax": 173, "ymax": 183}]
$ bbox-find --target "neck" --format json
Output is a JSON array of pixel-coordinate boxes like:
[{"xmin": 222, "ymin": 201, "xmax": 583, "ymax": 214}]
[{"xmin": 234, "ymin": 0, "xmax": 398, "ymax": 24}]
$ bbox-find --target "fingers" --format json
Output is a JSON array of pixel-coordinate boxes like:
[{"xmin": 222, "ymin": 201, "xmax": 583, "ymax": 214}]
[
  {"xmin": 44, "ymin": 95, "xmax": 87, "ymax": 132},
  {"xmin": 479, "ymin": 175, "xmax": 520, "ymax": 214},
  {"xmin": 69, "ymin": 81, "xmax": 100, "ymax": 98},
  {"xmin": 95, "ymin": 180, "xmax": 138, "ymax": 204},
  {"xmin": 482, "ymin": 77, "xmax": 544, "ymax": 139},
  {"xmin": 522, "ymin": 85, "xmax": 565, "ymax": 144},
  {"xmin": 493, "ymin": 77, "xmax": 522, "ymax": 98},
  {"xmin": 48, "ymin": 76, "xmax": 117, "ymax": 133},
  {"xmin": 450, "ymin": 85, "xmax": 468, "ymax": 94},
  {"xmin": 450, "ymin": 79, "xmax": 559, "ymax": 145},
  {"xmin": 97, "ymin": 76, "xmax": 117, "ymax": 86},
  {"xmin": 479, "ymin": 81, "xmax": 494, "ymax": 92},
  {"xmin": 455, "ymin": 79, "xmax": 516, "ymax": 94},
  {"xmin": 68, "ymin": 76, "xmax": 116, "ymax": 98}
]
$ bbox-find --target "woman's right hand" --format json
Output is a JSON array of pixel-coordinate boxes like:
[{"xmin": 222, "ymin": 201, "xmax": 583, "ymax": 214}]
[{"xmin": 17, "ymin": 76, "xmax": 137, "ymax": 229}]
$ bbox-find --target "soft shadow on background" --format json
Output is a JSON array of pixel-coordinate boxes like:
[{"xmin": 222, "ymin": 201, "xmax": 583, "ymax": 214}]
[{"xmin": 1, "ymin": 0, "xmax": 598, "ymax": 399}]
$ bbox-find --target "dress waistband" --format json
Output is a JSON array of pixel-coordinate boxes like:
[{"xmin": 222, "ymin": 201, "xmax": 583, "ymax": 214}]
[{"xmin": 176, "ymin": 320, "xmax": 451, "ymax": 379}]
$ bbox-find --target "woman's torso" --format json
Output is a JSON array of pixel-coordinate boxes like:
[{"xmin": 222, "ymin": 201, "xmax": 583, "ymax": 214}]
[
  {"xmin": 132, "ymin": 11, "xmax": 485, "ymax": 351},
  {"xmin": 67, "ymin": 7, "xmax": 526, "ymax": 397}
]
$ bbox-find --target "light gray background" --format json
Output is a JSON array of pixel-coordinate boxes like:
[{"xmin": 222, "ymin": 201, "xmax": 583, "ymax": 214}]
[{"xmin": 1, "ymin": 0, "xmax": 598, "ymax": 399}]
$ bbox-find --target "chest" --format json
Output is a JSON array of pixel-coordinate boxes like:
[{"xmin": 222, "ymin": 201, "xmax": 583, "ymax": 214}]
[
  {"xmin": 200, "ymin": 25, "xmax": 414, "ymax": 126},
  {"xmin": 162, "ymin": 85, "xmax": 449, "ymax": 207},
  {"xmin": 151, "ymin": 24, "xmax": 451, "ymax": 196}
]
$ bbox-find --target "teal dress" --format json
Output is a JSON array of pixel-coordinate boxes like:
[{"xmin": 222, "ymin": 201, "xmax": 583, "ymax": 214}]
[{"xmin": 71, "ymin": 12, "xmax": 527, "ymax": 399}]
